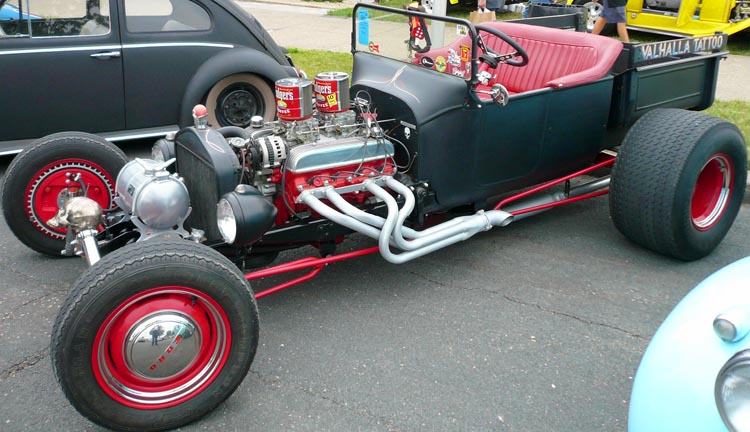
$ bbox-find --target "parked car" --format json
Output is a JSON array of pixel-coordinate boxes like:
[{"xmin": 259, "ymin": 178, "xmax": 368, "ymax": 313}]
[
  {"xmin": 1, "ymin": 5, "xmax": 745, "ymax": 431},
  {"xmin": 629, "ymin": 257, "xmax": 750, "ymax": 432},
  {"xmin": 0, "ymin": 0, "xmax": 301, "ymax": 156}
]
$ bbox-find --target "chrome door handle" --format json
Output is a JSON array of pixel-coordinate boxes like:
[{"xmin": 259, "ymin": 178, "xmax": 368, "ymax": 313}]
[{"xmin": 90, "ymin": 51, "xmax": 121, "ymax": 59}]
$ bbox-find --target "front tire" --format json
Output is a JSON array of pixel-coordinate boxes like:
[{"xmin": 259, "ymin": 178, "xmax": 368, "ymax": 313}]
[
  {"xmin": 205, "ymin": 74, "xmax": 275, "ymax": 128},
  {"xmin": 1, "ymin": 132, "xmax": 128, "ymax": 256},
  {"xmin": 51, "ymin": 238, "xmax": 259, "ymax": 431},
  {"xmin": 609, "ymin": 108, "xmax": 747, "ymax": 261}
]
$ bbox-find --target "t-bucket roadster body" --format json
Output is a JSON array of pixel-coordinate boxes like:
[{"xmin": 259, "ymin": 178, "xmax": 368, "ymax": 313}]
[{"xmin": 0, "ymin": 4, "xmax": 746, "ymax": 431}]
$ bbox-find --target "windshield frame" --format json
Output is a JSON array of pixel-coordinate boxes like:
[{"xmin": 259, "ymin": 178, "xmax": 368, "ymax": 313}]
[{"xmin": 350, "ymin": 3, "xmax": 481, "ymax": 85}]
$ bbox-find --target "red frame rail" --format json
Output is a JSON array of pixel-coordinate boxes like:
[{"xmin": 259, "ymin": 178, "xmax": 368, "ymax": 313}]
[
  {"xmin": 493, "ymin": 154, "xmax": 615, "ymax": 215},
  {"xmin": 246, "ymin": 154, "xmax": 616, "ymax": 299}
]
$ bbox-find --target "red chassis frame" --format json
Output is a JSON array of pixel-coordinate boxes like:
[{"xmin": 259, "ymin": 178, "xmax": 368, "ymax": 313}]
[{"xmin": 249, "ymin": 154, "xmax": 616, "ymax": 299}]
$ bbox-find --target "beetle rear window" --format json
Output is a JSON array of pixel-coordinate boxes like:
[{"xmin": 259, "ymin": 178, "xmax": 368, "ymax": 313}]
[{"xmin": 124, "ymin": 0, "xmax": 211, "ymax": 33}]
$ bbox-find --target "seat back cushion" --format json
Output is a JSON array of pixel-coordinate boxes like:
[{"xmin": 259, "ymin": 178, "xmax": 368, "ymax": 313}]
[{"xmin": 477, "ymin": 21, "xmax": 623, "ymax": 93}]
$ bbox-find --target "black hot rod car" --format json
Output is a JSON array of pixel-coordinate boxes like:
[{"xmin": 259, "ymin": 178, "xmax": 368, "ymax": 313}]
[{"xmin": 1, "ymin": 5, "xmax": 746, "ymax": 431}]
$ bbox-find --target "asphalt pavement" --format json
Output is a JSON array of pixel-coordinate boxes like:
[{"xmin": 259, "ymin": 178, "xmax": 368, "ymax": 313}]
[{"xmin": 0, "ymin": 141, "xmax": 749, "ymax": 432}]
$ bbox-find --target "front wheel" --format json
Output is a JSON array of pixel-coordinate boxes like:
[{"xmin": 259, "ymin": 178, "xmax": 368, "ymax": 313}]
[
  {"xmin": 609, "ymin": 108, "xmax": 747, "ymax": 261},
  {"xmin": 1, "ymin": 132, "xmax": 128, "ymax": 256},
  {"xmin": 204, "ymin": 74, "xmax": 275, "ymax": 128},
  {"xmin": 51, "ymin": 238, "xmax": 259, "ymax": 431}
]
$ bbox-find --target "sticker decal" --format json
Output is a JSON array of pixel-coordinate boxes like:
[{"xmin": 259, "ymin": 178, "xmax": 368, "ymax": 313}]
[
  {"xmin": 368, "ymin": 41, "xmax": 380, "ymax": 53},
  {"xmin": 456, "ymin": 24, "xmax": 468, "ymax": 36},
  {"xmin": 447, "ymin": 49, "xmax": 461, "ymax": 67},
  {"xmin": 460, "ymin": 45, "xmax": 470, "ymax": 62},
  {"xmin": 326, "ymin": 93, "xmax": 338, "ymax": 108},
  {"xmin": 435, "ymin": 56, "xmax": 447, "ymax": 73},
  {"xmin": 358, "ymin": 9, "xmax": 369, "ymax": 46},
  {"xmin": 420, "ymin": 56, "xmax": 435, "ymax": 68}
]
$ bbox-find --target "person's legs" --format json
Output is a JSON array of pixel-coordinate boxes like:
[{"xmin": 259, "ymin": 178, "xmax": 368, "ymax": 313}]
[
  {"xmin": 592, "ymin": 16, "xmax": 608, "ymax": 34},
  {"xmin": 616, "ymin": 22, "xmax": 629, "ymax": 42}
]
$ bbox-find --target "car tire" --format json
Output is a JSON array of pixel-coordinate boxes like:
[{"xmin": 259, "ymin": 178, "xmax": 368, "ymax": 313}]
[
  {"xmin": 51, "ymin": 238, "xmax": 259, "ymax": 432},
  {"xmin": 609, "ymin": 108, "xmax": 747, "ymax": 261},
  {"xmin": 1, "ymin": 132, "xmax": 128, "ymax": 256},
  {"xmin": 205, "ymin": 73, "xmax": 275, "ymax": 128}
]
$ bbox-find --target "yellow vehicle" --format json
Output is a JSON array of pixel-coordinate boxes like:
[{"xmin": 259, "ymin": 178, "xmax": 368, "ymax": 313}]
[{"xmin": 571, "ymin": 0, "xmax": 750, "ymax": 36}]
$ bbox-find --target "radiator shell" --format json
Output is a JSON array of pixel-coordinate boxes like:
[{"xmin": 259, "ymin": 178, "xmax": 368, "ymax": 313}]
[{"xmin": 174, "ymin": 127, "xmax": 241, "ymax": 241}]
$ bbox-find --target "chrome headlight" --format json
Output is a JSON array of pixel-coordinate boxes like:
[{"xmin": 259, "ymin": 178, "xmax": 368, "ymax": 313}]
[
  {"xmin": 151, "ymin": 137, "xmax": 175, "ymax": 163},
  {"xmin": 216, "ymin": 185, "xmax": 277, "ymax": 247},
  {"xmin": 216, "ymin": 198, "xmax": 237, "ymax": 245},
  {"xmin": 716, "ymin": 350, "xmax": 750, "ymax": 431}
]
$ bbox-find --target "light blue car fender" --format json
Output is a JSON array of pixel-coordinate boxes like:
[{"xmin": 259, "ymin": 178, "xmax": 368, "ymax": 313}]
[{"xmin": 629, "ymin": 257, "xmax": 750, "ymax": 432}]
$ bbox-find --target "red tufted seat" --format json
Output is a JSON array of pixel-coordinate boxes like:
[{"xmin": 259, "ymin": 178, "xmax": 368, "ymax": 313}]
[
  {"xmin": 476, "ymin": 21, "xmax": 623, "ymax": 93},
  {"xmin": 416, "ymin": 21, "xmax": 623, "ymax": 95}
]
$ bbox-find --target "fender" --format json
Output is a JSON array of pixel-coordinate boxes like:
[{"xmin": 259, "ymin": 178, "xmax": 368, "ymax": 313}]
[{"xmin": 179, "ymin": 48, "xmax": 298, "ymax": 127}]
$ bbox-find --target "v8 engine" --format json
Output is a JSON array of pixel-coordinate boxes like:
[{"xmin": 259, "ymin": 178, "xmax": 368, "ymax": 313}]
[{"xmin": 140, "ymin": 72, "xmax": 397, "ymax": 251}]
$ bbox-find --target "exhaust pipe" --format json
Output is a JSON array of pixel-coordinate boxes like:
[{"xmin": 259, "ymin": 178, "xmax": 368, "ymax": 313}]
[{"xmin": 298, "ymin": 177, "xmax": 513, "ymax": 264}]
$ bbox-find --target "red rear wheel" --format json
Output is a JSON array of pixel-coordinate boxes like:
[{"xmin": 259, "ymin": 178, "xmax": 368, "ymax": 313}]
[
  {"xmin": 691, "ymin": 154, "xmax": 733, "ymax": 231},
  {"xmin": 610, "ymin": 109, "xmax": 747, "ymax": 261}
]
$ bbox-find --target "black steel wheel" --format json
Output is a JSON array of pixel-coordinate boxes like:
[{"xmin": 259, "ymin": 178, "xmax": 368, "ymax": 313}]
[
  {"xmin": 51, "ymin": 238, "xmax": 259, "ymax": 432},
  {"xmin": 610, "ymin": 108, "xmax": 747, "ymax": 261},
  {"xmin": 205, "ymin": 74, "xmax": 275, "ymax": 127},
  {"xmin": 1, "ymin": 132, "xmax": 128, "ymax": 256}
]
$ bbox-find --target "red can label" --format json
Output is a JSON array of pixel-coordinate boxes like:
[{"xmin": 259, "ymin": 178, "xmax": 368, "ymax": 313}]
[
  {"xmin": 314, "ymin": 72, "xmax": 350, "ymax": 114},
  {"xmin": 275, "ymin": 78, "xmax": 313, "ymax": 121}
]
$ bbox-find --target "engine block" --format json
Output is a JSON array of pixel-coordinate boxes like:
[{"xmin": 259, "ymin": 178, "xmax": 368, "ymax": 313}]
[{"xmin": 283, "ymin": 136, "xmax": 396, "ymax": 206}]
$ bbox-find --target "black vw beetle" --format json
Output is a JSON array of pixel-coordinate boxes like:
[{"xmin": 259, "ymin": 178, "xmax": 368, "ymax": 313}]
[{"xmin": 0, "ymin": 0, "xmax": 300, "ymax": 156}]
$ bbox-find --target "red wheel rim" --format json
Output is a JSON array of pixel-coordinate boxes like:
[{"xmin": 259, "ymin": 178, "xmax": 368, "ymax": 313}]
[
  {"xmin": 691, "ymin": 154, "xmax": 733, "ymax": 231},
  {"xmin": 25, "ymin": 159, "xmax": 115, "ymax": 240},
  {"xmin": 92, "ymin": 287, "xmax": 232, "ymax": 409}
]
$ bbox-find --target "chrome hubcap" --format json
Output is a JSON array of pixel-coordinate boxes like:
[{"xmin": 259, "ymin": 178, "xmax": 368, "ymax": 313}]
[{"xmin": 125, "ymin": 312, "xmax": 201, "ymax": 380}]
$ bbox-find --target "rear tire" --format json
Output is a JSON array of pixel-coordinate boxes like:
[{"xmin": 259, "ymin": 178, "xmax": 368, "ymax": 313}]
[
  {"xmin": 609, "ymin": 108, "xmax": 747, "ymax": 261},
  {"xmin": 1, "ymin": 132, "xmax": 128, "ymax": 256},
  {"xmin": 51, "ymin": 238, "xmax": 259, "ymax": 432}
]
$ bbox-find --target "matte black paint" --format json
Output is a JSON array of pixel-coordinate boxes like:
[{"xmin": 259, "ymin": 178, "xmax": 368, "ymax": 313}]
[{"xmin": 0, "ymin": 0, "xmax": 295, "ymax": 154}]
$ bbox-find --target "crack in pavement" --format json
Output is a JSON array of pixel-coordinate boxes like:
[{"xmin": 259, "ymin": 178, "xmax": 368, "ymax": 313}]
[
  {"xmin": 406, "ymin": 270, "xmax": 449, "ymax": 287},
  {"xmin": 407, "ymin": 269, "xmax": 646, "ymax": 340},
  {"xmin": 248, "ymin": 370, "xmax": 405, "ymax": 431},
  {"xmin": 500, "ymin": 294, "xmax": 647, "ymax": 340},
  {"xmin": 1, "ymin": 292, "xmax": 57, "ymax": 322},
  {"xmin": 0, "ymin": 347, "xmax": 49, "ymax": 381}
]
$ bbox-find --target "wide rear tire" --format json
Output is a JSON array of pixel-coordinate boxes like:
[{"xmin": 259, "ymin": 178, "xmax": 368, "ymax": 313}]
[
  {"xmin": 1, "ymin": 132, "xmax": 128, "ymax": 256},
  {"xmin": 51, "ymin": 238, "xmax": 259, "ymax": 432},
  {"xmin": 609, "ymin": 108, "xmax": 747, "ymax": 261}
]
